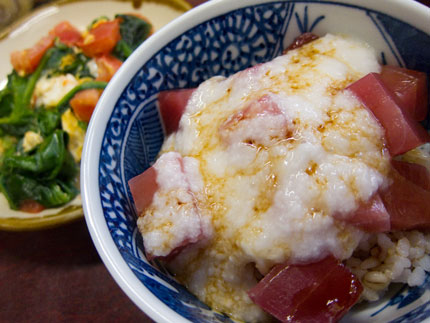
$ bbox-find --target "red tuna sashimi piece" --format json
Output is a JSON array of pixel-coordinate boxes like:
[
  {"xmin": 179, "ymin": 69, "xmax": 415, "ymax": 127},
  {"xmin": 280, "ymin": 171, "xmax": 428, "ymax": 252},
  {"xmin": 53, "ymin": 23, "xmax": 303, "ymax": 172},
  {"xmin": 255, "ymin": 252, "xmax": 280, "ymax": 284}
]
[
  {"xmin": 219, "ymin": 94, "xmax": 289, "ymax": 146},
  {"xmin": 347, "ymin": 73, "xmax": 430, "ymax": 156},
  {"xmin": 381, "ymin": 168, "xmax": 430, "ymax": 231},
  {"xmin": 128, "ymin": 166, "xmax": 158, "ymax": 215},
  {"xmin": 283, "ymin": 32, "xmax": 319, "ymax": 53},
  {"xmin": 391, "ymin": 159, "xmax": 430, "ymax": 191},
  {"xmin": 248, "ymin": 256, "xmax": 362, "ymax": 322},
  {"xmin": 130, "ymin": 152, "xmax": 209, "ymax": 260},
  {"xmin": 380, "ymin": 65, "xmax": 428, "ymax": 121},
  {"xmin": 334, "ymin": 194, "xmax": 390, "ymax": 232},
  {"xmin": 158, "ymin": 88, "xmax": 195, "ymax": 135}
]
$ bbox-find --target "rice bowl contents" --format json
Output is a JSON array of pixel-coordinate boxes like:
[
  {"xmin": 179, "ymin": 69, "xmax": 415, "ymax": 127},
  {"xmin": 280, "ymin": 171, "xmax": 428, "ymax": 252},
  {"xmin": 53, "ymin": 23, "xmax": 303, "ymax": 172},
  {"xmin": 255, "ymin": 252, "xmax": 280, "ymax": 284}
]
[{"xmin": 128, "ymin": 34, "xmax": 430, "ymax": 321}]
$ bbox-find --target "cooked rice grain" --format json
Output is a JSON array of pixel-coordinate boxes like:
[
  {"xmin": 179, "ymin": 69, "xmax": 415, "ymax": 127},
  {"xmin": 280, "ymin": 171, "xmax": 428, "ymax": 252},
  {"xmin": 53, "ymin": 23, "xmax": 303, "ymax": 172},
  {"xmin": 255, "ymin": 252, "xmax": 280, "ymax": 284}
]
[{"xmin": 346, "ymin": 230, "xmax": 430, "ymax": 302}]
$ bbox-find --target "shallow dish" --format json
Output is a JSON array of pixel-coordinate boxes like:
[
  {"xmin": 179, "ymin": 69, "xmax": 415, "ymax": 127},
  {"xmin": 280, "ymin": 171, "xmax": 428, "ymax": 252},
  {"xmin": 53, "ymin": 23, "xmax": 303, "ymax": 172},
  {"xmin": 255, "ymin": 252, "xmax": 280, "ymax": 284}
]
[
  {"xmin": 82, "ymin": 0, "xmax": 430, "ymax": 322},
  {"xmin": 0, "ymin": 0, "xmax": 190, "ymax": 231}
]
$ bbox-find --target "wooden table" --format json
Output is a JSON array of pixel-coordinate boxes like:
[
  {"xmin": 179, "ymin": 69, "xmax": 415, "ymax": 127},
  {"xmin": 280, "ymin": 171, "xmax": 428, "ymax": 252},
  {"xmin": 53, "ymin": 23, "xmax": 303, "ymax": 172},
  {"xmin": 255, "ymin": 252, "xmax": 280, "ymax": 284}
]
[{"xmin": 1, "ymin": 0, "xmax": 429, "ymax": 322}]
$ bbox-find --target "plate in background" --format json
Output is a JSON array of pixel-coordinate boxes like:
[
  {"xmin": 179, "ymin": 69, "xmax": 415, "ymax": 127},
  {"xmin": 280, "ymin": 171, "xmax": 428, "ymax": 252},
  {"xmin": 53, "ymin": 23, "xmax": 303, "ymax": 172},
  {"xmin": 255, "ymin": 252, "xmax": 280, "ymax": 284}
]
[{"xmin": 0, "ymin": 0, "xmax": 191, "ymax": 231}]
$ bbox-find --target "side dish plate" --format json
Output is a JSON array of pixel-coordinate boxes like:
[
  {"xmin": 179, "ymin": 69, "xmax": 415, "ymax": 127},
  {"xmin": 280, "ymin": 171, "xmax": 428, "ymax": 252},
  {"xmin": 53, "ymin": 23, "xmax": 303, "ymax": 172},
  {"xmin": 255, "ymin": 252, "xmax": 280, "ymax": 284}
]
[{"xmin": 0, "ymin": 0, "xmax": 191, "ymax": 231}]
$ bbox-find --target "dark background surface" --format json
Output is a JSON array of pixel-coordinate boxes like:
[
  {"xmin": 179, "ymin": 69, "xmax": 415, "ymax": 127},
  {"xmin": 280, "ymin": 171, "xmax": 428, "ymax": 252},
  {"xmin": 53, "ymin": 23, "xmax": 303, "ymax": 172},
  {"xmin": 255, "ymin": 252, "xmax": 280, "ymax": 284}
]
[{"xmin": 1, "ymin": 0, "xmax": 429, "ymax": 322}]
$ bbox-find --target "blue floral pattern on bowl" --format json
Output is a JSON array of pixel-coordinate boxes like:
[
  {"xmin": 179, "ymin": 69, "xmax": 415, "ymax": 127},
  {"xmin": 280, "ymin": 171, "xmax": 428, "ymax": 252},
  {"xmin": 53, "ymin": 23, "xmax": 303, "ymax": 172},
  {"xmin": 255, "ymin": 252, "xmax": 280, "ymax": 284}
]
[{"xmin": 97, "ymin": 1, "xmax": 430, "ymax": 322}]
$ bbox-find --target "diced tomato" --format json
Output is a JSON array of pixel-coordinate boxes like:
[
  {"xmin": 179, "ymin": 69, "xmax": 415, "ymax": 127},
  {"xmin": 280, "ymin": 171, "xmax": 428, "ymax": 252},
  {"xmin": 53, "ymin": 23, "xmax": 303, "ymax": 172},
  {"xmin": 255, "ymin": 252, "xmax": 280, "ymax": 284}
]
[
  {"xmin": 49, "ymin": 21, "xmax": 83, "ymax": 46},
  {"xmin": 128, "ymin": 166, "xmax": 158, "ymax": 215},
  {"xmin": 347, "ymin": 73, "xmax": 430, "ymax": 156},
  {"xmin": 10, "ymin": 34, "xmax": 55, "ymax": 75},
  {"xmin": 78, "ymin": 19, "xmax": 121, "ymax": 57},
  {"xmin": 158, "ymin": 89, "xmax": 195, "ymax": 134},
  {"xmin": 19, "ymin": 200, "xmax": 45, "ymax": 213},
  {"xmin": 391, "ymin": 159, "xmax": 430, "ymax": 191},
  {"xmin": 283, "ymin": 32, "xmax": 319, "ymax": 53},
  {"xmin": 248, "ymin": 256, "xmax": 362, "ymax": 323},
  {"xmin": 335, "ymin": 194, "xmax": 391, "ymax": 232},
  {"xmin": 69, "ymin": 88, "xmax": 103, "ymax": 123},
  {"xmin": 95, "ymin": 54, "xmax": 122, "ymax": 82},
  {"xmin": 381, "ymin": 167, "xmax": 430, "ymax": 231},
  {"xmin": 380, "ymin": 65, "xmax": 428, "ymax": 121}
]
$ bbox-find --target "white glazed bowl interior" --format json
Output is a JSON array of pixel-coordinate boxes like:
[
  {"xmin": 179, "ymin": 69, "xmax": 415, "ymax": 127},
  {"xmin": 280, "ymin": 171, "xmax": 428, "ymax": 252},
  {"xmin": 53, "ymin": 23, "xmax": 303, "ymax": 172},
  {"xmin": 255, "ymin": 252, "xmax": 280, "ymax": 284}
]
[{"xmin": 81, "ymin": 0, "xmax": 430, "ymax": 322}]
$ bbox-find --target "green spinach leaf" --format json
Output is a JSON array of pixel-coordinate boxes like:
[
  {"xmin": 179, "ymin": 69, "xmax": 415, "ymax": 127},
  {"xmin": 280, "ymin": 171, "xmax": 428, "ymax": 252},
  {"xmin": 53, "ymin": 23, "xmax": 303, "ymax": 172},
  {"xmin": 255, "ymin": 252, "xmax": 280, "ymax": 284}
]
[
  {"xmin": 0, "ymin": 173, "xmax": 78, "ymax": 209},
  {"xmin": 36, "ymin": 107, "xmax": 62, "ymax": 137},
  {"xmin": 113, "ymin": 14, "xmax": 152, "ymax": 61},
  {"xmin": 0, "ymin": 49, "xmax": 53, "ymax": 136},
  {"xmin": 56, "ymin": 80, "xmax": 107, "ymax": 113},
  {"xmin": 2, "ymin": 129, "xmax": 67, "ymax": 180},
  {"xmin": 0, "ymin": 128, "xmax": 79, "ymax": 209},
  {"xmin": 45, "ymin": 43, "xmax": 93, "ymax": 78}
]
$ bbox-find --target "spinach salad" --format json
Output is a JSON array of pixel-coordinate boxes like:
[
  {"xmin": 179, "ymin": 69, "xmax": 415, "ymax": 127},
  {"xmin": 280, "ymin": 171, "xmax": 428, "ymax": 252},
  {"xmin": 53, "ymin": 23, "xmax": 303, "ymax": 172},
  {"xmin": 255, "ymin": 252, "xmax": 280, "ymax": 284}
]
[{"xmin": 0, "ymin": 14, "xmax": 152, "ymax": 212}]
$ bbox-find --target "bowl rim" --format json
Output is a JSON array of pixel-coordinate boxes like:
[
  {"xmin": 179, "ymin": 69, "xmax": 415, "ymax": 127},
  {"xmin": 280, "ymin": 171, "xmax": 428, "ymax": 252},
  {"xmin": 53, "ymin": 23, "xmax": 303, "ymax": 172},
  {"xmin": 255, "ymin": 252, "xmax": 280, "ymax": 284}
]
[{"xmin": 81, "ymin": 0, "xmax": 430, "ymax": 322}]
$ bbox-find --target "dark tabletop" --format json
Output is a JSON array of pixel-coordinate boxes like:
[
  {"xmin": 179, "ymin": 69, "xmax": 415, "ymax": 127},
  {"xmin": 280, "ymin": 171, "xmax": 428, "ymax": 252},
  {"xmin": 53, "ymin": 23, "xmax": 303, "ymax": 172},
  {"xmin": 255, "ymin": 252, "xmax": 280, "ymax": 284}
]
[{"xmin": 1, "ymin": 0, "xmax": 429, "ymax": 322}]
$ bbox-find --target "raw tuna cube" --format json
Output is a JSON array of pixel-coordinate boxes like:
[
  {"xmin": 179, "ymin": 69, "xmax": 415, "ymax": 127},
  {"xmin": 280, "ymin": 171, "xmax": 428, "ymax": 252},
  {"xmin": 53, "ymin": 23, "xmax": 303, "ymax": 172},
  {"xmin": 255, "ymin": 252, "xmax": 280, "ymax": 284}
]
[
  {"xmin": 347, "ymin": 73, "xmax": 430, "ymax": 156},
  {"xmin": 248, "ymin": 256, "xmax": 362, "ymax": 323},
  {"xmin": 334, "ymin": 193, "xmax": 390, "ymax": 233},
  {"xmin": 128, "ymin": 166, "xmax": 158, "ymax": 215},
  {"xmin": 339, "ymin": 160, "xmax": 430, "ymax": 232},
  {"xmin": 380, "ymin": 65, "xmax": 428, "ymax": 121},
  {"xmin": 219, "ymin": 94, "xmax": 289, "ymax": 146},
  {"xmin": 129, "ymin": 152, "xmax": 211, "ymax": 259},
  {"xmin": 158, "ymin": 88, "xmax": 195, "ymax": 134},
  {"xmin": 391, "ymin": 159, "xmax": 430, "ymax": 191},
  {"xmin": 283, "ymin": 32, "xmax": 319, "ymax": 53},
  {"xmin": 382, "ymin": 166, "xmax": 430, "ymax": 231}
]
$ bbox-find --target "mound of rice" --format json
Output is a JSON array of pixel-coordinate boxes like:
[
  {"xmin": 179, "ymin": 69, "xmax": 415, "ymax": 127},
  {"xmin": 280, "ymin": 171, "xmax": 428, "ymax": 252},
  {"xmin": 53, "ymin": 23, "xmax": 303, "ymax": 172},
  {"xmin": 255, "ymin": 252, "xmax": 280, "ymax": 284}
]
[{"xmin": 346, "ymin": 230, "xmax": 430, "ymax": 301}]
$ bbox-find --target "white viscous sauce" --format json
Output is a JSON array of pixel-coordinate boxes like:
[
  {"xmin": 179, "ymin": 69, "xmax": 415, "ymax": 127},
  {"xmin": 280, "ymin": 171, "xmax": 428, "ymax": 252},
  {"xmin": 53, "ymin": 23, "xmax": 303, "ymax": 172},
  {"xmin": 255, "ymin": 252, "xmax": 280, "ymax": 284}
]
[
  {"xmin": 137, "ymin": 152, "xmax": 212, "ymax": 258},
  {"xmin": 143, "ymin": 34, "xmax": 392, "ymax": 321}
]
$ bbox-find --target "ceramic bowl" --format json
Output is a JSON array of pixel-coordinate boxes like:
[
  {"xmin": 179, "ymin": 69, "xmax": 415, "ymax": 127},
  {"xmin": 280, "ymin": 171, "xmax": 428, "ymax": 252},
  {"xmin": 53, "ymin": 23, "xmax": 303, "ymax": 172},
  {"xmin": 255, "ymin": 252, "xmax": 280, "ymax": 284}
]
[{"xmin": 81, "ymin": 0, "xmax": 430, "ymax": 322}]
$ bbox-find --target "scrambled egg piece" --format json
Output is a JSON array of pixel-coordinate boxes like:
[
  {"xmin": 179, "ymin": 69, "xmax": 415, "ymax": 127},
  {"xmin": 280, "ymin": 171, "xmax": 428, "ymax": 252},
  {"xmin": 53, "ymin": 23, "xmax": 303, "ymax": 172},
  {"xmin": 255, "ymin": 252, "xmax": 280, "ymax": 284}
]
[
  {"xmin": 22, "ymin": 131, "xmax": 43, "ymax": 152},
  {"xmin": 34, "ymin": 74, "xmax": 79, "ymax": 108},
  {"xmin": 59, "ymin": 54, "xmax": 76, "ymax": 70},
  {"xmin": 61, "ymin": 109, "xmax": 85, "ymax": 162}
]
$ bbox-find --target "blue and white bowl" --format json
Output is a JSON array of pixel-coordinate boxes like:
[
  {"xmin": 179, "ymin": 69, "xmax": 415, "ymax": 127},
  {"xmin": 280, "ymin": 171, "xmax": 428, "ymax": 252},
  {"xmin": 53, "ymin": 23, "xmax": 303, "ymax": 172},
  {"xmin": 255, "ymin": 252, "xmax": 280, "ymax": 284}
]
[{"xmin": 81, "ymin": 0, "xmax": 430, "ymax": 322}]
